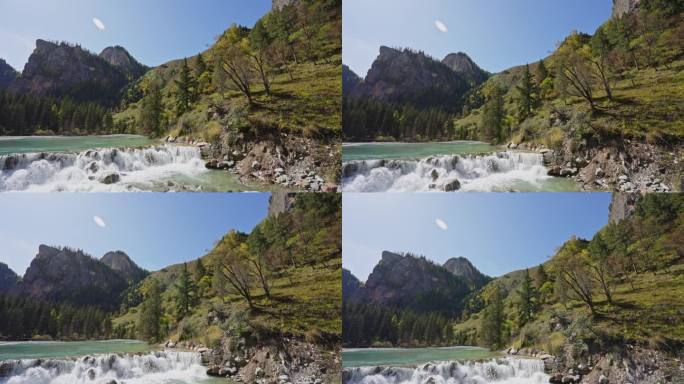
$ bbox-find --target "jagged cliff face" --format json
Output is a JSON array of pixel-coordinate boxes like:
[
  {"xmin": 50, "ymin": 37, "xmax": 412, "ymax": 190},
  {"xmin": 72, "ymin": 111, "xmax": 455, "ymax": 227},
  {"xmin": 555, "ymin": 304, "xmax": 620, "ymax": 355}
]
[
  {"xmin": 342, "ymin": 64, "xmax": 361, "ymax": 96},
  {"xmin": 442, "ymin": 256, "xmax": 490, "ymax": 289},
  {"xmin": 101, "ymin": 250, "xmax": 147, "ymax": 283},
  {"xmin": 350, "ymin": 46, "xmax": 469, "ymax": 110},
  {"xmin": 347, "ymin": 251, "xmax": 473, "ymax": 315},
  {"xmin": 0, "ymin": 262, "xmax": 18, "ymax": 293},
  {"xmin": 8, "ymin": 39, "xmax": 142, "ymax": 103},
  {"xmin": 441, "ymin": 52, "xmax": 488, "ymax": 87},
  {"xmin": 272, "ymin": 0, "xmax": 297, "ymax": 11},
  {"xmin": 0, "ymin": 59, "xmax": 17, "ymax": 89},
  {"xmin": 99, "ymin": 46, "xmax": 147, "ymax": 79},
  {"xmin": 18, "ymin": 245, "xmax": 129, "ymax": 309},
  {"xmin": 613, "ymin": 0, "xmax": 640, "ymax": 18},
  {"xmin": 268, "ymin": 192, "xmax": 297, "ymax": 217},
  {"xmin": 608, "ymin": 192, "xmax": 641, "ymax": 223},
  {"xmin": 342, "ymin": 268, "xmax": 361, "ymax": 300}
]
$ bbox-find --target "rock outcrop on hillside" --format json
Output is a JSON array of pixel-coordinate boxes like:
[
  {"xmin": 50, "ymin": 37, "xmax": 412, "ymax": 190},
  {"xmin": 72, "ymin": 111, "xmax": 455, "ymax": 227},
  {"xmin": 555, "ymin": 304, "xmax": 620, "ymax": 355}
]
[
  {"xmin": 8, "ymin": 39, "xmax": 143, "ymax": 104},
  {"xmin": 99, "ymin": 46, "xmax": 147, "ymax": 79},
  {"xmin": 17, "ymin": 245, "xmax": 129, "ymax": 309},
  {"xmin": 613, "ymin": 0, "xmax": 640, "ymax": 18},
  {"xmin": 0, "ymin": 59, "xmax": 17, "ymax": 89},
  {"xmin": 349, "ymin": 46, "xmax": 470, "ymax": 110},
  {"xmin": 342, "ymin": 268, "xmax": 362, "ymax": 300},
  {"xmin": 442, "ymin": 256, "xmax": 491, "ymax": 289},
  {"xmin": 347, "ymin": 251, "xmax": 476, "ymax": 316},
  {"xmin": 268, "ymin": 192, "xmax": 297, "ymax": 217},
  {"xmin": 342, "ymin": 65, "xmax": 361, "ymax": 96},
  {"xmin": 101, "ymin": 250, "xmax": 147, "ymax": 283},
  {"xmin": 0, "ymin": 262, "xmax": 18, "ymax": 293},
  {"xmin": 441, "ymin": 52, "xmax": 489, "ymax": 87}
]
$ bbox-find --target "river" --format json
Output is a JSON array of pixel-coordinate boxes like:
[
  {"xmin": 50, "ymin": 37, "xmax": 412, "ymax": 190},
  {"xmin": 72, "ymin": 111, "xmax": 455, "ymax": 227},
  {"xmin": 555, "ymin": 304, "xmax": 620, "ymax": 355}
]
[
  {"xmin": 0, "ymin": 135, "xmax": 268, "ymax": 192},
  {"xmin": 0, "ymin": 340, "xmax": 224, "ymax": 384},
  {"xmin": 342, "ymin": 141, "xmax": 578, "ymax": 192},
  {"xmin": 342, "ymin": 347, "xmax": 549, "ymax": 384}
]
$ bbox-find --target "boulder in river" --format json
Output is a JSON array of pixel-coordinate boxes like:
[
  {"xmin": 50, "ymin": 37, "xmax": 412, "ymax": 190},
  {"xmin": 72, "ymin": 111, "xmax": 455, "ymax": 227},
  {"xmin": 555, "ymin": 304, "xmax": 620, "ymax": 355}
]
[
  {"xmin": 444, "ymin": 179, "xmax": 461, "ymax": 192},
  {"xmin": 100, "ymin": 173, "xmax": 120, "ymax": 184}
]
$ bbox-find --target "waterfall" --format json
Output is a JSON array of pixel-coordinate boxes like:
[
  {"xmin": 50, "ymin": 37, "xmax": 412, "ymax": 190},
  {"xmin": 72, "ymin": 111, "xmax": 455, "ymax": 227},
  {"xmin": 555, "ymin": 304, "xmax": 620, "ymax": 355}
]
[
  {"xmin": 341, "ymin": 152, "xmax": 551, "ymax": 192},
  {"xmin": 0, "ymin": 145, "xmax": 208, "ymax": 192},
  {"xmin": 343, "ymin": 358, "xmax": 549, "ymax": 384},
  {"xmin": 0, "ymin": 351, "xmax": 209, "ymax": 384}
]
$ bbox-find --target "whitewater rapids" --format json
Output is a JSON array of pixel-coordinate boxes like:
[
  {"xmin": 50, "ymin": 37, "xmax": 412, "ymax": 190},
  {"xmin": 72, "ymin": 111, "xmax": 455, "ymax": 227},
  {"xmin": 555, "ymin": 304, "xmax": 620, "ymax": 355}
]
[
  {"xmin": 0, "ymin": 350, "xmax": 209, "ymax": 384},
  {"xmin": 343, "ymin": 358, "xmax": 549, "ymax": 384},
  {"xmin": 0, "ymin": 145, "xmax": 208, "ymax": 192},
  {"xmin": 341, "ymin": 152, "xmax": 552, "ymax": 192}
]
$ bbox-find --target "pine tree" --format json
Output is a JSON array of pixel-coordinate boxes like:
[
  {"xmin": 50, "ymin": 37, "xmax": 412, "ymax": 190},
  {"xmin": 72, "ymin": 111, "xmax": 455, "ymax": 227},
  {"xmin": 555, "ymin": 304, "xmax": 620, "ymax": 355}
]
[
  {"xmin": 174, "ymin": 262, "xmax": 196, "ymax": 319},
  {"xmin": 516, "ymin": 64, "xmax": 539, "ymax": 122},
  {"xmin": 480, "ymin": 285, "xmax": 505, "ymax": 348},
  {"xmin": 195, "ymin": 53, "xmax": 207, "ymax": 76},
  {"xmin": 516, "ymin": 268, "xmax": 538, "ymax": 326},
  {"xmin": 194, "ymin": 257, "xmax": 206, "ymax": 281},
  {"xmin": 139, "ymin": 279, "xmax": 162, "ymax": 343},
  {"xmin": 175, "ymin": 58, "xmax": 197, "ymax": 117},
  {"xmin": 139, "ymin": 81, "xmax": 163, "ymax": 137},
  {"xmin": 481, "ymin": 85, "xmax": 505, "ymax": 144},
  {"xmin": 536, "ymin": 59, "xmax": 549, "ymax": 82},
  {"xmin": 536, "ymin": 264, "xmax": 549, "ymax": 288}
]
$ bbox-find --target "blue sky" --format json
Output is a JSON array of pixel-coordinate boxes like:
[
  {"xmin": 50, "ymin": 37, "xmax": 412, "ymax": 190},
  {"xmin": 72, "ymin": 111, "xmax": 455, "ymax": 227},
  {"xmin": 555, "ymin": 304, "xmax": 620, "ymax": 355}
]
[
  {"xmin": 343, "ymin": 193, "xmax": 612, "ymax": 282},
  {"xmin": 0, "ymin": 193, "xmax": 270, "ymax": 275},
  {"xmin": 0, "ymin": 0, "xmax": 271, "ymax": 71},
  {"xmin": 343, "ymin": 0, "xmax": 612, "ymax": 77}
]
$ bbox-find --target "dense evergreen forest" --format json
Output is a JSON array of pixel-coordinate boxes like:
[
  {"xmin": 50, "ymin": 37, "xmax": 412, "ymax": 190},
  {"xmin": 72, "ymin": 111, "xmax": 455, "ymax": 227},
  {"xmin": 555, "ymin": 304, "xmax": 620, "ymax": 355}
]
[
  {"xmin": 0, "ymin": 294, "xmax": 113, "ymax": 340},
  {"xmin": 0, "ymin": 91, "xmax": 122, "ymax": 136}
]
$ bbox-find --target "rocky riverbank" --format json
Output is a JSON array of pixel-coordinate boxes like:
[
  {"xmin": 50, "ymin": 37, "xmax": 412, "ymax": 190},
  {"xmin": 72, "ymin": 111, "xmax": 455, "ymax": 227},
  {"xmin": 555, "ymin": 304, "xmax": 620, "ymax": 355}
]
[
  {"xmin": 171, "ymin": 129, "xmax": 340, "ymax": 192},
  {"xmin": 509, "ymin": 139, "xmax": 681, "ymax": 192},
  {"xmin": 505, "ymin": 345, "xmax": 684, "ymax": 383},
  {"xmin": 196, "ymin": 336, "xmax": 340, "ymax": 384}
]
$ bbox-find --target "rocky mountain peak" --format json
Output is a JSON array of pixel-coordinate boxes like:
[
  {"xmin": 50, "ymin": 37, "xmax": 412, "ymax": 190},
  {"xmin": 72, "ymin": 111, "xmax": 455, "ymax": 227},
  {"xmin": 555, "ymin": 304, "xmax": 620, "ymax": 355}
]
[
  {"xmin": 342, "ymin": 268, "xmax": 362, "ymax": 300},
  {"xmin": 8, "ymin": 39, "xmax": 138, "ymax": 104},
  {"xmin": 0, "ymin": 59, "xmax": 18, "ymax": 89},
  {"xmin": 443, "ymin": 256, "xmax": 490, "ymax": 289},
  {"xmin": 101, "ymin": 250, "xmax": 147, "ymax": 282},
  {"xmin": 349, "ymin": 46, "xmax": 469, "ymax": 110},
  {"xmin": 19, "ymin": 245, "xmax": 128, "ymax": 309},
  {"xmin": 342, "ymin": 64, "xmax": 361, "ymax": 96},
  {"xmin": 0, "ymin": 262, "xmax": 18, "ymax": 293},
  {"xmin": 441, "ymin": 52, "xmax": 488, "ymax": 86},
  {"xmin": 268, "ymin": 192, "xmax": 297, "ymax": 217},
  {"xmin": 350, "ymin": 251, "xmax": 472, "ymax": 316},
  {"xmin": 99, "ymin": 46, "xmax": 147, "ymax": 78}
]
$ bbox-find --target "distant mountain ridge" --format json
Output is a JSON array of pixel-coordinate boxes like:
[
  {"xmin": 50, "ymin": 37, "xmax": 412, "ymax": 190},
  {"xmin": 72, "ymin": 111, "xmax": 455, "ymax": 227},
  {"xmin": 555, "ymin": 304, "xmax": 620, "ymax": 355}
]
[
  {"xmin": 0, "ymin": 59, "xmax": 17, "ymax": 89},
  {"xmin": 6, "ymin": 39, "xmax": 146, "ymax": 104},
  {"xmin": 348, "ymin": 46, "xmax": 488, "ymax": 111},
  {"xmin": 349, "ymin": 46, "xmax": 469, "ymax": 110},
  {"xmin": 4, "ymin": 244, "xmax": 147, "ymax": 310},
  {"xmin": 345, "ymin": 251, "xmax": 489, "ymax": 316}
]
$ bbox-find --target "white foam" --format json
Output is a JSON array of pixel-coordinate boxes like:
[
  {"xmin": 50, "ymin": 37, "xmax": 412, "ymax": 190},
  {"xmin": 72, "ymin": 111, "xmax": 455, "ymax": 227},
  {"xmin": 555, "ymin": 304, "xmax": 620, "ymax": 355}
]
[
  {"xmin": 0, "ymin": 145, "xmax": 208, "ymax": 192},
  {"xmin": 344, "ymin": 358, "xmax": 549, "ymax": 384},
  {"xmin": 0, "ymin": 351, "xmax": 210, "ymax": 384},
  {"xmin": 341, "ymin": 152, "xmax": 551, "ymax": 192}
]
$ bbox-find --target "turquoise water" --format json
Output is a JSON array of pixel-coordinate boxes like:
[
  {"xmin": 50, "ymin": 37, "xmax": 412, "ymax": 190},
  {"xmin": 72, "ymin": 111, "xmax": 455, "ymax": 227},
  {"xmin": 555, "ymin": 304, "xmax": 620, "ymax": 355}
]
[
  {"xmin": 342, "ymin": 346, "xmax": 499, "ymax": 368},
  {"xmin": 0, "ymin": 135, "xmax": 154, "ymax": 155},
  {"xmin": 0, "ymin": 339, "xmax": 151, "ymax": 361},
  {"xmin": 342, "ymin": 141, "xmax": 500, "ymax": 162}
]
